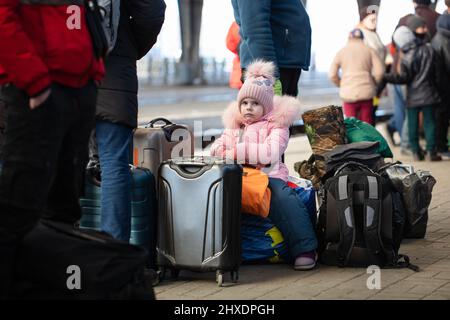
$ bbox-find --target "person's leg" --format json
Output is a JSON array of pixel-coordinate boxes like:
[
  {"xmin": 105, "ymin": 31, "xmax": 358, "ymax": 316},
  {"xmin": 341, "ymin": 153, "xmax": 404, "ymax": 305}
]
[
  {"xmin": 354, "ymin": 102, "xmax": 362, "ymax": 121},
  {"xmin": 359, "ymin": 99, "xmax": 374, "ymax": 125},
  {"xmin": 393, "ymin": 85, "xmax": 406, "ymax": 136},
  {"xmin": 0, "ymin": 83, "xmax": 66, "ymax": 298},
  {"xmin": 42, "ymin": 82, "xmax": 97, "ymax": 224},
  {"xmin": 267, "ymin": 178, "xmax": 317, "ymax": 260},
  {"xmin": 401, "ymin": 115, "xmax": 412, "ymax": 152},
  {"xmin": 343, "ymin": 101, "xmax": 358, "ymax": 119},
  {"xmin": 96, "ymin": 120, "xmax": 133, "ymax": 241},
  {"xmin": 422, "ymin": 105, "xmax": 437, "ymax": 153},
  {"xmin": 0, "ymin": 98, "xmax": 5, "ymax": 151},
  {"xmin": 278, "ymin": 68, "xmax": 301, "ymax": 162},
  {"xmin": 372, "ymin": 105, "xmax": 377, "ymax": 126},
  {"xmin": 407, "ymin": 107, "xmax": 421, "ymax": 154},
  {"xmin": 0, "ymin": 204, "xmax": 38, "ymax": 299},
  {"xmin": 279, "ymin": 68, "xmax": 301, "ymax": 97}
]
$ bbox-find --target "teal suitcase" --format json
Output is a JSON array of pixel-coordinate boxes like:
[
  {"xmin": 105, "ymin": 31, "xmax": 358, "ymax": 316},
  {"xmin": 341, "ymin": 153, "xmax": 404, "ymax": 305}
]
[{"xmin": 79, "ymin": 167, "xmax": 157, "ymax": 266}]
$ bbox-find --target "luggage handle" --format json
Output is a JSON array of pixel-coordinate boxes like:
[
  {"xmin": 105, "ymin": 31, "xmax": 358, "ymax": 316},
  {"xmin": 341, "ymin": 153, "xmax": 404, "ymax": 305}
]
[
  {"xmin": 145, "ymin": 118, "xmax": 173, "ymax": 128},
  {"xmin": 334, "ymin": 161, "xmax": 375, "ymax": 177},
  {"xmin": 169, "ymin": 161, "xmax": 214, "ymax": 179},
  {"xmin": 86, "ymin": 162, "xmax": 102, "ymax": 187},
  {"xmin": 377, "ymin": 161, "xmax": 414, "ymax": 174},
  {"xmin": 162, "ymin": 124, "xmax": 191, "ymax": 142}
]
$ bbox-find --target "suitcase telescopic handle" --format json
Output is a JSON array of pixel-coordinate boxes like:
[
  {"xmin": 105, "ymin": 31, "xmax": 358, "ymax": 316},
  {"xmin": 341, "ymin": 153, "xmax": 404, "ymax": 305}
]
[
  {"xmin": 146, "ymin": 118, "xmax": 173, "ymax": 128},
  {"xmin": 169, "ymin": 161, "xmax": 214, "ymax": 179}
]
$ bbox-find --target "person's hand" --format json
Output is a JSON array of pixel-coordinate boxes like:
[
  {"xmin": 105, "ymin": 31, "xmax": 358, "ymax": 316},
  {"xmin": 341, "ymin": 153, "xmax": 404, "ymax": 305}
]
[
  {"xmin": 29, "ymin": 88, "xmax": 51, "ymax": 110},
  {"xmin": 274, "ymin": 79, "xmax": 282, "ymax": 96}
]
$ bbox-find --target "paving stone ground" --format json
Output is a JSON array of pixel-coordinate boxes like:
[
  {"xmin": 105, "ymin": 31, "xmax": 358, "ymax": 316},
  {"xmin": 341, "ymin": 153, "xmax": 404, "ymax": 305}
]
[{"xmin": 153, "ymin": 121, "xmax": 450, "ymax": 301}]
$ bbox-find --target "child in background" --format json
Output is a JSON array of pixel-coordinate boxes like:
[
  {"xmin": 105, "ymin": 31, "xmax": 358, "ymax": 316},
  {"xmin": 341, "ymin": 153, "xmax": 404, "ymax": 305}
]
[
  {"xmin": 329, "ymin": 29, "xmax": 385, "ymax": 125},
  {"xmin": 210, "ymin": 60, "xmax": 318, "ymax": 270}
]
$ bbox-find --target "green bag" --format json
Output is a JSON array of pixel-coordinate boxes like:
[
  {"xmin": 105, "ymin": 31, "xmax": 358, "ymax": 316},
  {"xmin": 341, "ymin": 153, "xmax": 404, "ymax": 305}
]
[{"xmin": 344, "ymin": 117, "xmax": 393, "ymax": 158}]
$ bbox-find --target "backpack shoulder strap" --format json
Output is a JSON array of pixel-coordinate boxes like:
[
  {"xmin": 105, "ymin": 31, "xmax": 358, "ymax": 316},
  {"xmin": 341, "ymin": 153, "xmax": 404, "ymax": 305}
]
[
  {"xmin": 362, "ymin": 173, "xmax": 393, "ymax": 266},
  {"xmin": 333, "ymin": 173, "xmax": 356, "ymax": 267},
  {"xmin": 97, "ymin": 0, "xmax": 121, "ymax": 52}
]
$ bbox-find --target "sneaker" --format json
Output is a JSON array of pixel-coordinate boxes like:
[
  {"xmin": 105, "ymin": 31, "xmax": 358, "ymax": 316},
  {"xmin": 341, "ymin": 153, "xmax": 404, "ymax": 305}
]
[
  {"xmin": 412, "ymin": 151, "xmax": 424, "ymax": 162},
  {"xmin": 425, "ymin": 151, "xmax": 442, "ymax": 162},
  {"xmin": 438, "ymin": 151, "xmax": 450, "ymax": 160},
  {"xmin": 294, "ymin": 251, "xmax": 317, "ymax": 271}
]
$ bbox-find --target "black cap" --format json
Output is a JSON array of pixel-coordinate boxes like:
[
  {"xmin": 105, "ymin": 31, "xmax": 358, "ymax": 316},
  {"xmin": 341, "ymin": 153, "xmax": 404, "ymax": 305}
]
[{"xmin": 406, "ymin": 15, "xmax": 427, "ymax": 32}]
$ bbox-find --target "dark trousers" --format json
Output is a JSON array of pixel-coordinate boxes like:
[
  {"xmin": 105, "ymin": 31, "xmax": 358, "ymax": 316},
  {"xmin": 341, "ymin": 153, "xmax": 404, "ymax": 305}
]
[
  {"xmin": 0, "ymin": 81, "xmax": 97, "ymax": 298},
  {"xmin": 279, "ymin": 68, "xmax": 301, "ymax": 97},
  {"xmin": 435, "ymin": 99, "xmax": 450, "ymax": 153},
  {"xmin": 279, "ymin": 68, "xmax": 301, "ymax": 162},
  {"xmin": 0, "ymin": 99, "xmax": 5, "ymax": 149},
  {"xmin": 407, "ymin": 105, "xmax": 436, "ymax": 153}
]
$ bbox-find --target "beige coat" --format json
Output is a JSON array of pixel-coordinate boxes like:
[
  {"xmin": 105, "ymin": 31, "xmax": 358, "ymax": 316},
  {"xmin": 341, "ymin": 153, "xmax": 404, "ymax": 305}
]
[{"xmin": 329, "ymin": 39, "xmax": 385, "ymax": 103}]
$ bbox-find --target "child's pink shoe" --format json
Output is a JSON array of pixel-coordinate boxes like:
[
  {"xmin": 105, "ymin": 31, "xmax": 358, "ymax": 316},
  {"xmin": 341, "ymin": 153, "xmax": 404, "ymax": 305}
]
[{"xmin": 294, "ymin": 251, "xmax": 317, "ymax": 271}]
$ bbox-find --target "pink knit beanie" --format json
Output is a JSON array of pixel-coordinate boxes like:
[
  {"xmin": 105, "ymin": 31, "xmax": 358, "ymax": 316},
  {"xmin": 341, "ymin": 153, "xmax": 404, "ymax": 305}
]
[{"xmin": 237, "ymin": 60, "xmax": 275, "ymax": 115}]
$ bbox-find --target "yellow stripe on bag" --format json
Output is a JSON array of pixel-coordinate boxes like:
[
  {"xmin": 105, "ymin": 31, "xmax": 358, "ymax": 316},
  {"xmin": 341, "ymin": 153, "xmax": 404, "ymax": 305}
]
[
  {"xmin": 266, "ymin": 226, "xmax": 285, "ymax": 263},
  {"xmin": 266, "ymin": 226, "xmax": 284, "ymax": 247}
]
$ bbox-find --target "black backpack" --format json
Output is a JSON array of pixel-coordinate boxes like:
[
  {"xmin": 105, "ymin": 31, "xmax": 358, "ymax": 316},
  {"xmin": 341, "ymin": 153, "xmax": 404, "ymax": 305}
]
[{"xmin": 317, "ymin": 162, "xmax": 418, "ymax": 271}]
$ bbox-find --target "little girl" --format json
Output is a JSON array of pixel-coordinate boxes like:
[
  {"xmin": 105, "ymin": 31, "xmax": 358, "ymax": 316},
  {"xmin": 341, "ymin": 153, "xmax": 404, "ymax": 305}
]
[{"xmin": 210, "ymin": 60, "xmax": 318, "ymax": 270}]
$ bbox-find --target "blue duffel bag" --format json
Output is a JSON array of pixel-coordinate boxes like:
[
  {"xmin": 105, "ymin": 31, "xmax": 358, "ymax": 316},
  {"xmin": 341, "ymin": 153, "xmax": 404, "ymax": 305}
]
[{"xmin": 241, "ymin": 177, "xmax": 316, "ymax": 263}]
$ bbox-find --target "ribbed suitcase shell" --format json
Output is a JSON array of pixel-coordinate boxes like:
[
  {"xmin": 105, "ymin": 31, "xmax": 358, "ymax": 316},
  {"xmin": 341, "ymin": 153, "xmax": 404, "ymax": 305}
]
[
  {"xmin": 79, "ymin": 167, "xmax": 157, "ymax": 265},
  {"xmin": 157, "ymin": 157, "xmax": 242, "ymax": 278}
]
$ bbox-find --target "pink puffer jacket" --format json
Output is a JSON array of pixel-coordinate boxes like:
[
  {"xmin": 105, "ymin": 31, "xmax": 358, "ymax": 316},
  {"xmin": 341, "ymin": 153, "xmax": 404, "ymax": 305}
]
[{"xmin": 210, "ymin": 95, "xmax": 302, "ymax": 181}]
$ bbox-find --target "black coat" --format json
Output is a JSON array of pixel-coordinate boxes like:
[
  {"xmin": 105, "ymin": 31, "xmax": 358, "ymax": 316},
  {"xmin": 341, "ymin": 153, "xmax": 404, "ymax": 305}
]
[
  {"xmin": 96, "ymin": 0, "xmax": 166, "ymax": 128},
  {"xmin": 431, "ymin": 13, "xmax": 450, "ymax": 100},
  {"xmin": 384, "ymin": 39, "xmax": 441, "ymax": 108}
]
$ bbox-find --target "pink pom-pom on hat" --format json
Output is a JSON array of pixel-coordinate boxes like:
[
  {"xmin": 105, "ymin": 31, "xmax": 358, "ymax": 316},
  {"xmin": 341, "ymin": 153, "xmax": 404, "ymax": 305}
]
[{"xmin": 237, "ymin": 60, "xmax": 275, "ymax": 115}]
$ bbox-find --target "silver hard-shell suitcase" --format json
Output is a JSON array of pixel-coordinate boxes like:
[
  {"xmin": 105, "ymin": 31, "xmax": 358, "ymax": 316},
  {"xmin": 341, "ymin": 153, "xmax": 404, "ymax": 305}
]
[{"xmin": 157, "ymin": 157, "xmax": 242, "ymax": 286}]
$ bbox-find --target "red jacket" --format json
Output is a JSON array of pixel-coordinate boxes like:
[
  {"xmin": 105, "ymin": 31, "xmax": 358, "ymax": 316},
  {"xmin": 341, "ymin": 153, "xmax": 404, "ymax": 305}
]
[{"xmin": 0, "ymin": 0, "xmax": 105, "ymax": 97}]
